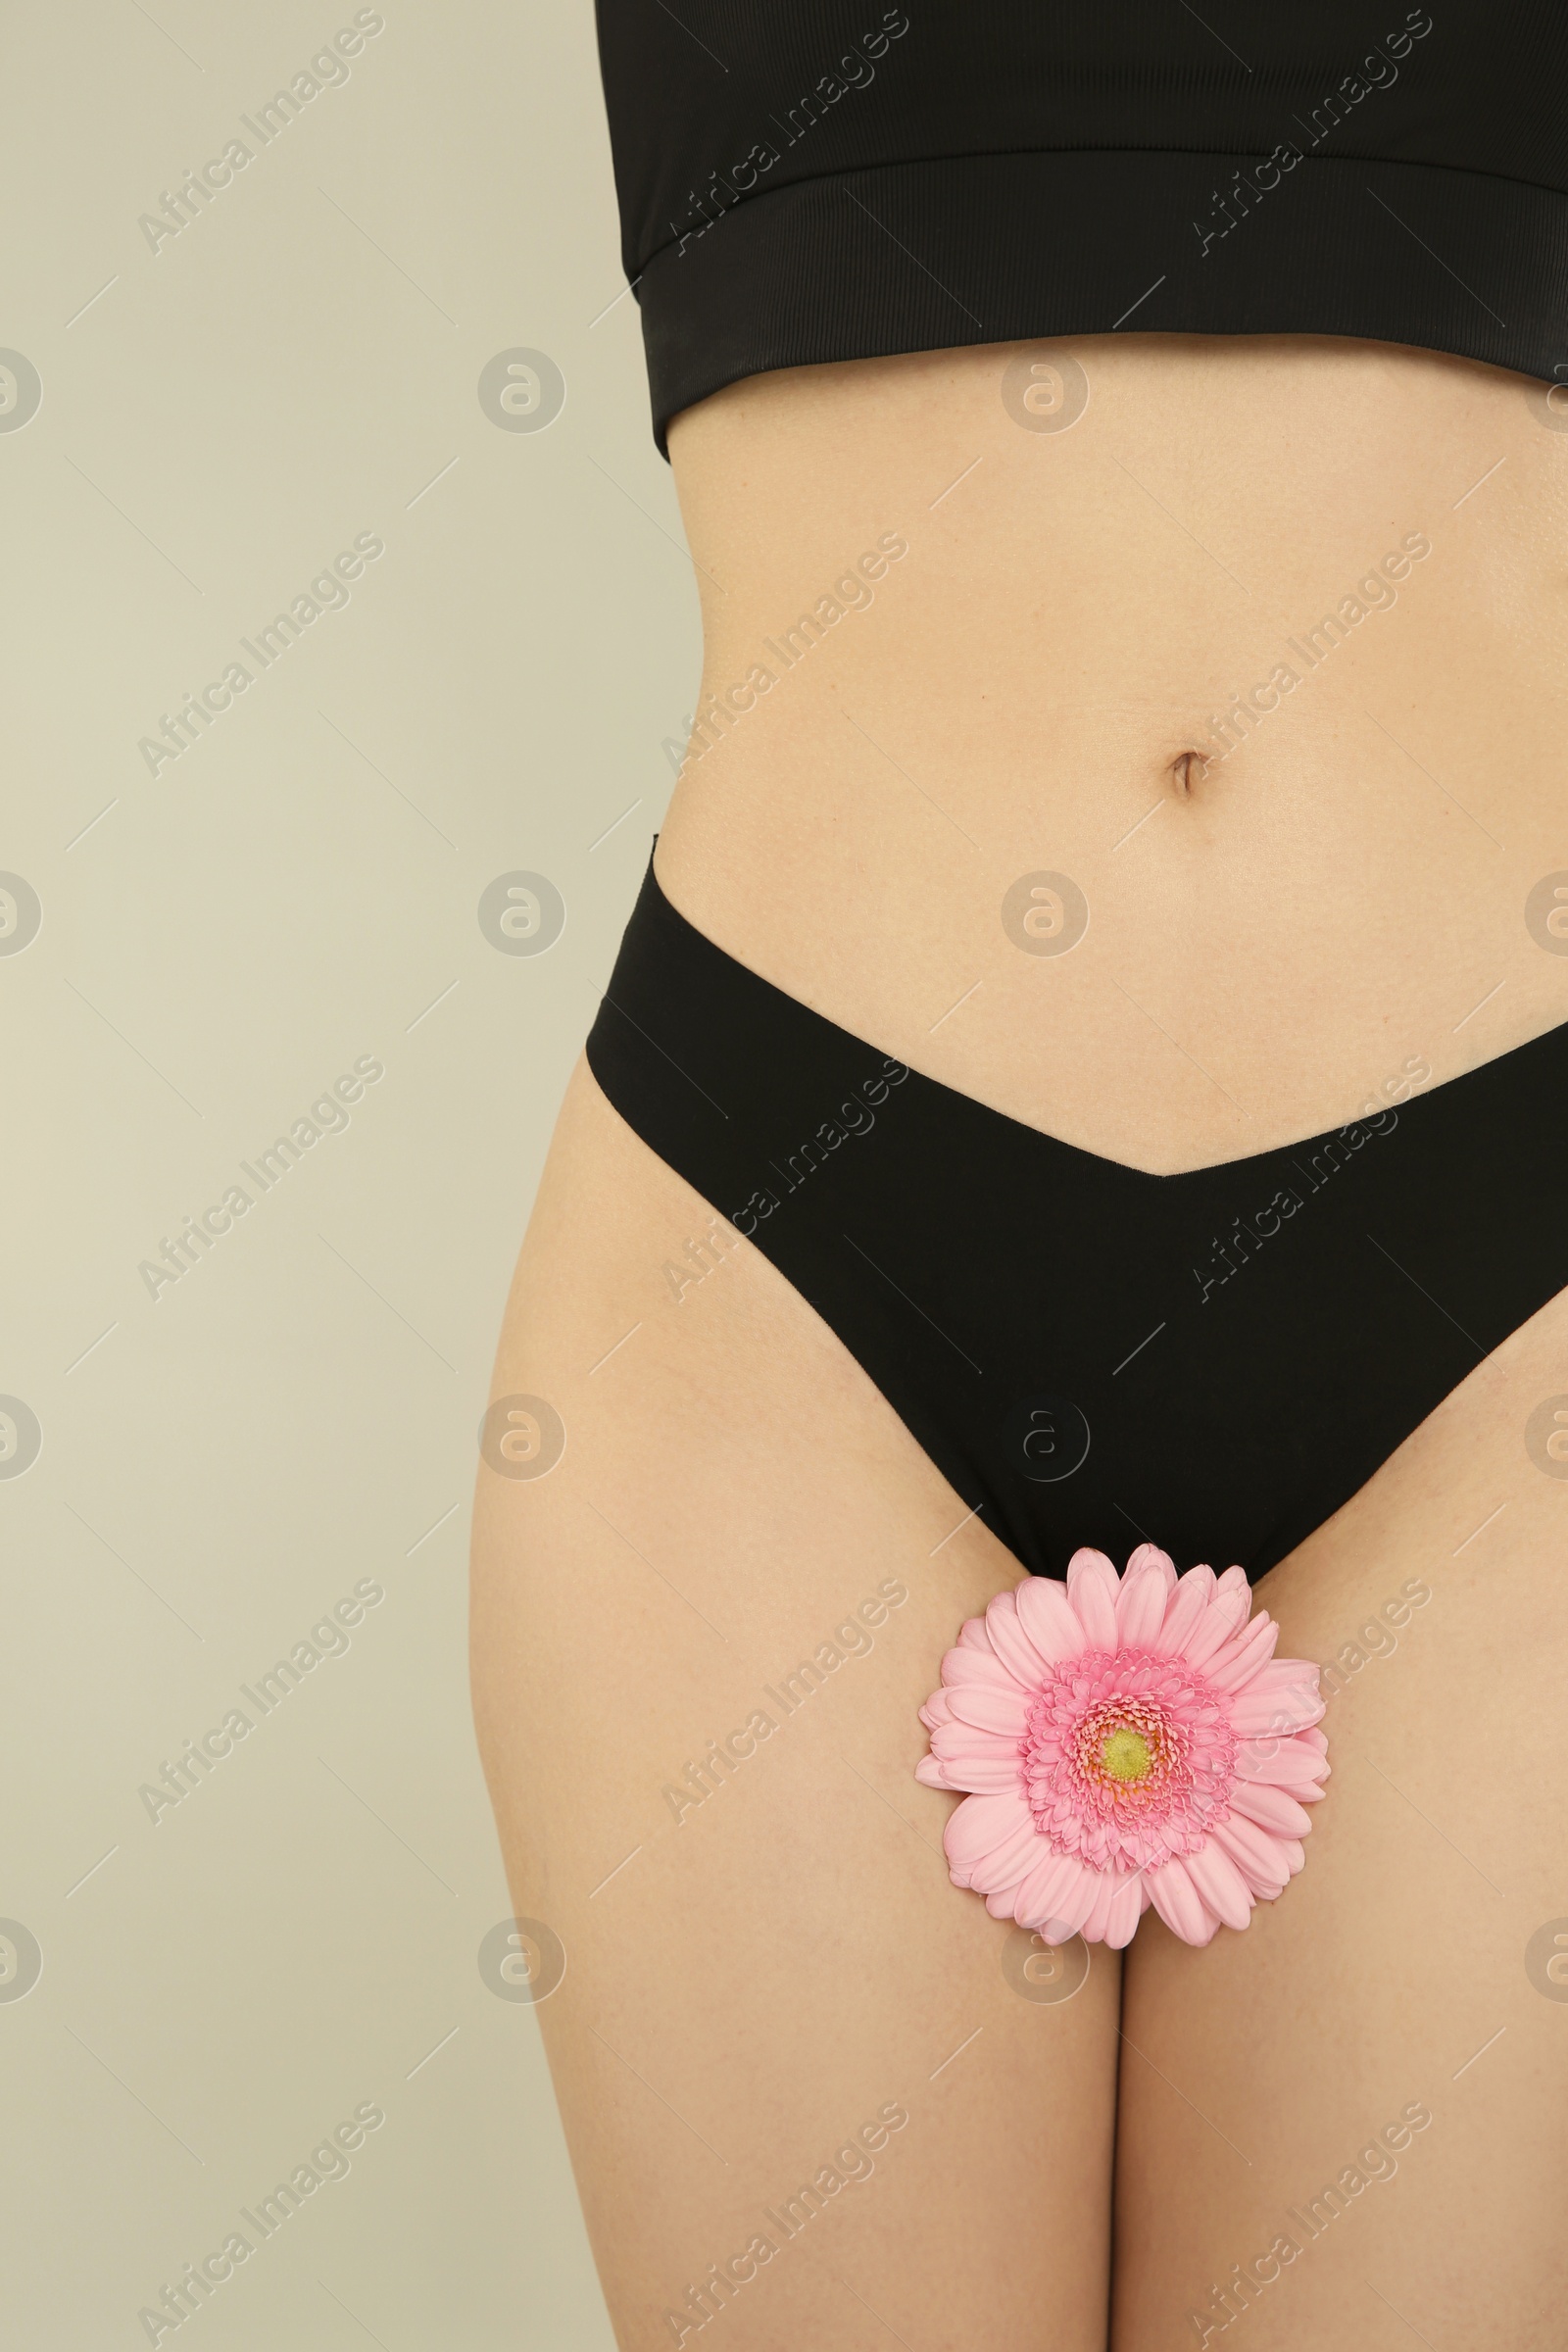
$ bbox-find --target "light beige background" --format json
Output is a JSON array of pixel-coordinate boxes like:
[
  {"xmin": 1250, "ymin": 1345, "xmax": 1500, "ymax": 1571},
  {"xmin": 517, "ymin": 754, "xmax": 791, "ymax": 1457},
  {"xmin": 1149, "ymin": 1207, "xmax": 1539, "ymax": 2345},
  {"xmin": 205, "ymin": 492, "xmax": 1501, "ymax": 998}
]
[{"xmin": 3, "ymin": 3, "xmax": 687, "ymax": 2341}]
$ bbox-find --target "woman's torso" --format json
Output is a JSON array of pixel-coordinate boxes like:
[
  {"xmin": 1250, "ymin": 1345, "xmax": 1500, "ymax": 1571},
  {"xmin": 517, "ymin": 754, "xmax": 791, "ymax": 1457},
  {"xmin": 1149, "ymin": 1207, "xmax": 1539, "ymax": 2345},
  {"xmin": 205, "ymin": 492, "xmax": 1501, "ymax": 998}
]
[{"xmin": 658, "ymin": 334, "xmax": 1566, "ymax": 1173}]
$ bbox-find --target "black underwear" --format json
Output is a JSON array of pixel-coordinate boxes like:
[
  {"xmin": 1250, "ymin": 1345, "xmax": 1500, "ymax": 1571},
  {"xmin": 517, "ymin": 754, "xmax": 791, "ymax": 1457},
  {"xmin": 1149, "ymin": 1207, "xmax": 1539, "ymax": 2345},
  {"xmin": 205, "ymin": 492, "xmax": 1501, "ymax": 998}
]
[{"xmin": 586, "ymin": 853, "xmax": 1568, "ymax": 1583}]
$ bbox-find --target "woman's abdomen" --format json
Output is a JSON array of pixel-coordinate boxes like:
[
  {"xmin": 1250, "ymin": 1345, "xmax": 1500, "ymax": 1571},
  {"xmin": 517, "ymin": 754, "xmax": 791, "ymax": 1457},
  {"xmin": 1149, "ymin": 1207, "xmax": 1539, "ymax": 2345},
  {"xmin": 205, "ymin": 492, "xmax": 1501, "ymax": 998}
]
[{"xmin": 658, "ymin": 332, "xmax": 1566, "ymax": 1174}]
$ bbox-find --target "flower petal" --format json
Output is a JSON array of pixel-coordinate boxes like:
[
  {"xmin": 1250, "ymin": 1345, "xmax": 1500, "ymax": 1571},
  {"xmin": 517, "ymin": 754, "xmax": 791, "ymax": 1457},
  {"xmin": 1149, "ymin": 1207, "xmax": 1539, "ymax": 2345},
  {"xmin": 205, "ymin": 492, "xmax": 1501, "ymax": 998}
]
[
  {"xmin": 1184, "ymin": 1578, "xmax": 1252, "ymax": 1668},
  {"xmin": 1205, "ymin": 1614, "xmax": 1282, "ymax": 1690},
  {"xmin": 1115, "ymin": 1557, "xmax": 1169, "ymax": 1648},
  {"xmin": 1227, "ymin": 1782, "xmax": 1314, "ymax": 1838},
  {"xmin": 1102, "ymin": 1876, "xmax": 1146, "ymax": 1948},
  {"xmin": 1144, "ymin": 1856, "xmax": 1216, "ymax": 1945},
  {"xmin": 1186, "ymin": 1840, "xmax": 1255, "ymax": 1932},
  {"xmin": 1151, "ymin": 1562, "xmax": 1214, "ymax": 1654},
  {"xmin": 967, "ymin": 1813, "xmax": 1051, "ymax": 1898},
  {"xmin": 913, "ymin": 1753, "xmax": 952, "ymax": 1789},
  {"xmin": 1036, "ymin": 1857, "xmax": 1101, "ymax": 1939},
  {"xmin": 1236, "ymin": 1734, "xmax": 1333, "ymax": 1788},
  {"xmin": 984, "ymin": 1587, "xmax": 1051, "ymax": 1690},
  {"xmin": 957, "ymin": 1615, "xmax": 992, "ymax": 1650},
  {"xmin": 942, "ymin": 1791, "xmax": 1033, "ymax": 1881},
  {"xmin": 1012, "ymin": 1847, "xmax": 1083, "ymax": 1929},
  {"xmin": 1227, "ymin": 1687, "xmax": 1324, "ymax": 1738},
  {"xmin": 945, "ymin": 1684, "xmax": 1032, "ymax": 1738},
  {"xmin": 1079, "ymin": 1872, "xmax": 1122, "ymax": 1944},
  {"xmin": 941, "ymin": 1644, "xmax": 1023, "ymax": 1690},
  {"xmin": 1065, "ymin": 1548, "xmax": 1119, "ymax": 1651},
  {"xmin": 928, "ymin": 1733, "xmax": 1025, "ymax": 1796},
  {"xmin": 1213, "ymin": 1830, "xmax": 1303, "ymax": 1883},
  {"xmin": 1249, "ymin": 1657, "xmax": 1322, "ymax": 1691},
  {"xmin": 1014, "ymin": 1574, "xmax": 1090, "ymax": 1665},
  {"xmin": 1209, "ymin": 1813, "xmax": 1289, "ymax": 1896},
  {"xmin": 1125, "ymin": 1543, "xmax": 1177, "ymax": 1592}
]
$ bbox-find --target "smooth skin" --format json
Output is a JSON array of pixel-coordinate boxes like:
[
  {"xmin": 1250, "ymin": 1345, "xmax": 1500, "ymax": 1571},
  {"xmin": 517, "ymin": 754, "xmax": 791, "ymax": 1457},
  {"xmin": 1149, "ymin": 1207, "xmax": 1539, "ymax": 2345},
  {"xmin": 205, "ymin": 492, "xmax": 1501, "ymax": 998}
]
[{"xmin": 472, "ymin": 334, "xmax": 1568, "ymax": 2347}]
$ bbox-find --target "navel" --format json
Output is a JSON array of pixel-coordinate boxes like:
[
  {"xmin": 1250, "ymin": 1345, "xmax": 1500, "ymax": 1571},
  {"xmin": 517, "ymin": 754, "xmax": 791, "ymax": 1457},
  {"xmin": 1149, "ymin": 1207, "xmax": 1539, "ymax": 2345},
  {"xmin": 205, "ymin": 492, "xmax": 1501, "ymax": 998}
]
[{"xmin": 1169, "ymin": 750, "xmax": 1208, "ymax": 799}]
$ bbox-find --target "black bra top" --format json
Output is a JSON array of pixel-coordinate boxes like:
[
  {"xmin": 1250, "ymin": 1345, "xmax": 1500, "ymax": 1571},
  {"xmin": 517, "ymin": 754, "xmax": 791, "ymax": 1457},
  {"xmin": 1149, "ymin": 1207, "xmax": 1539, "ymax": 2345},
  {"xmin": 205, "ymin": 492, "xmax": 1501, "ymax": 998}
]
[{"xmin": 593, "ymin": 2, "xmax": 1568, "ymax": 451}]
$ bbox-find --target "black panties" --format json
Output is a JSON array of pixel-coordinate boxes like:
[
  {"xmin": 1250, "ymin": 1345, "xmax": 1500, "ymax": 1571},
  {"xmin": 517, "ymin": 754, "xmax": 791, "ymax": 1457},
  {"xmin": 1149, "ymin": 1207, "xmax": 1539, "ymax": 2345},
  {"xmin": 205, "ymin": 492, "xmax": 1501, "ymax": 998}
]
[{"xmin": 586, "ymin": 853, "xmax": 1568, "ymax": 1583}]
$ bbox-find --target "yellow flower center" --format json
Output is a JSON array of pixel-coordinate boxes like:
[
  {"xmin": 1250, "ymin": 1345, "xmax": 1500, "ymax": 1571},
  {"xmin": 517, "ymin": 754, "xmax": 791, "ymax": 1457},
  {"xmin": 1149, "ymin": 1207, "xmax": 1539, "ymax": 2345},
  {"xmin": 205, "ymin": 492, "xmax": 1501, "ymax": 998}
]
[{"xmin": 1101, "ymin": 1725, "xmax": 1152, "ymax": 1783}]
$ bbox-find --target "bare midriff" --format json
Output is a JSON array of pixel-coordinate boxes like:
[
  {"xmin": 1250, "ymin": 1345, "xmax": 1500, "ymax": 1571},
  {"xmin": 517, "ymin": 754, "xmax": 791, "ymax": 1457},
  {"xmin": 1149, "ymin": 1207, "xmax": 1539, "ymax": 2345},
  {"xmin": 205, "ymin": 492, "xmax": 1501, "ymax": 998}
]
[{"xmin": 658, "ymin": 334, "xmax": 1567, "ymax": 1175}]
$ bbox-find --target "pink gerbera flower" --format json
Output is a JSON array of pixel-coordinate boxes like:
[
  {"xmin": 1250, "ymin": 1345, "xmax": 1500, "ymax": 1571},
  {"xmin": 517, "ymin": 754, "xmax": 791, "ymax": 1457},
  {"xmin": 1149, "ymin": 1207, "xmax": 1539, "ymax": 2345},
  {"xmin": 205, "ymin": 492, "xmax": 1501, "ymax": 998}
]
[{"xmin": 915, "ymin": 1544, "xmax": 1329, "ymax": 1948}]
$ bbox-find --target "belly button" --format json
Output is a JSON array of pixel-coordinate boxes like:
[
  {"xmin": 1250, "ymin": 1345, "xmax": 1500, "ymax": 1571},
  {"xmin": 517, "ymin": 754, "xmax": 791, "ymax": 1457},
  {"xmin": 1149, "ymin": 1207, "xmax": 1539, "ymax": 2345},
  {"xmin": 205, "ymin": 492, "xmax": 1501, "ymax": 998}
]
[{"xmin": 1169, "ymin": 751, "xmax": 1207, "ymax": 799}]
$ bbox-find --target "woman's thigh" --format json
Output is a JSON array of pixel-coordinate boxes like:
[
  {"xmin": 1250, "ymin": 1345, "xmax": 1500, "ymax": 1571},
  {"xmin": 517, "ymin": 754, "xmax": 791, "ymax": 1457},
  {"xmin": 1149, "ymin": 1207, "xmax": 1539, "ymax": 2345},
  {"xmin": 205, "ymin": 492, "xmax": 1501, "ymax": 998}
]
[
  {"xmin": 1113, "ymin": 1286, "xmax": 1568, "ymax": 2350},
  {"xmin": 471, "ymin": 1059, "xmax": 1121, "ymax": 2352}
]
